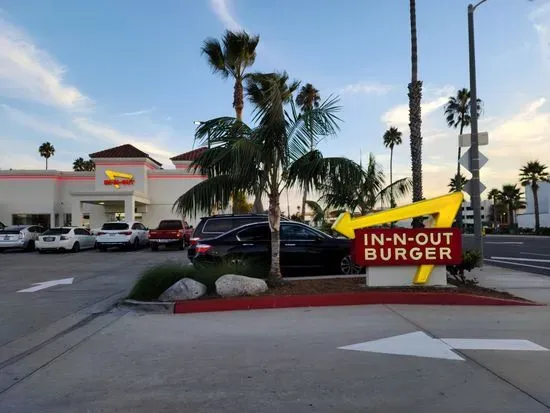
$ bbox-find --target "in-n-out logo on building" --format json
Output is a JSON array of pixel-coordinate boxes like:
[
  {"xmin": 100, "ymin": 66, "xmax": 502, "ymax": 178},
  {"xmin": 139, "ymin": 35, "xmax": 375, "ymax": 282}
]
[
  {"xmin": 103, "ymin": 170, "xmax": 135, "ymax": 189},
  {"xmin": 354, "ymin": 228, "xmax": 462, "ymax": 266}
]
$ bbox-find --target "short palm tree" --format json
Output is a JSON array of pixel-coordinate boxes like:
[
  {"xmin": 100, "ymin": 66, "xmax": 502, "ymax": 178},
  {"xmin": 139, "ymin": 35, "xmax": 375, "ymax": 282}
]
[
  {"xmin": 382, "ymin": 127, "xmax": 403, "ymax": 208},
  {"xmin": 408, "ymin": 0, "xmax": 423, "ymax": 227},
  {"xmin": 296, "ymin": 83, "xmax": 321, "ymax": 220},
  {"xmin": 519, "ymin": 160, "xmax": 549, "ymax": 233},
  {"xmin": 173, "ymin": 72, "xmax": 363, "ymax": 281},
  {"xmin": 498, "ymin": 184, "xmax": 526, "ymax": 230},
  {"xmin": 38, "ymin": 142, "xmax": 55, "ymax": 170},
  {"xmin": 448, "ymin": 173, "xmax": 468, "ymax": 193},
  {"xmin": 73, "ymin": 157, "xmax": 96, "ymax": 171},
  {"xmin": 320, "ymin": 153, "xmax": 412, "ymax": 216},
  {"xmin": 487, "ymin": 188, "xmax": 501, "ymax": 227},
  {"xmin": 201, "ymin": 30, "xmax": 259, "ymax": 120}
]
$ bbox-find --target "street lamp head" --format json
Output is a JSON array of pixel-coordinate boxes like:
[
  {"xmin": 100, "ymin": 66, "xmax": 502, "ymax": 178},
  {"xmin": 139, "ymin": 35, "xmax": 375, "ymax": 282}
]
[{"xmin": 193, "ymin": 121, "xmax": 203, "ymax": 125}]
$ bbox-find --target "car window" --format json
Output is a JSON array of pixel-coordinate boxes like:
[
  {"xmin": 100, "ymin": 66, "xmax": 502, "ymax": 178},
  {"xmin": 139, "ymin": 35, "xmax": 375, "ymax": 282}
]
[
  {"xmin": 139, "ymin": 224, "xmax": 146, "ymax": 230},
  {"xmin": 237, "ymin": 224, "xmax": 270, "ymax": 241},
  {"xmin": 43, "ymin": 228, "xmax": 71, "ymax": 235},
  {"xmin": 75, "ymin": 228, "xmax": 90, "ymax": 235},
  {"xmin": 203, "ymin": 218, "xmax": 234, "ymax": 233},
  {"xmin": 232, "ymin": 217, "xmax": 265, "ymax": 228},
  {"xmin": 158, "ymin": 220, "xmax": 183, "ymax": 230},
  {"xmin": 102, "ymin": 223, "xmax": 129, "ymax": 231},
  {"xmin": 131, "ymin": 223, "xmax": 140, "ymax": 230},
  {"xmin": 281, "ymin": 224, "xmax": 320, "ymax": 241}
]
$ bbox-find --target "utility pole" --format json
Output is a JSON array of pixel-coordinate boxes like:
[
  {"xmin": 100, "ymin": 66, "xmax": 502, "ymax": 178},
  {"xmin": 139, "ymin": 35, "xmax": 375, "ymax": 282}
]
[{"xmin": 467, "ymin": 1, "xmax": 486, "ymax": 263}]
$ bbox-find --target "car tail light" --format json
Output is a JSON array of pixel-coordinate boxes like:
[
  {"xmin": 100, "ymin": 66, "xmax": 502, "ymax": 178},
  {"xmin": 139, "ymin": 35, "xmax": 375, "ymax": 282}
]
[
  {"xmin": 195, "ymin": 244, "xmax": 211, "ymax": 254},
  {"xmin": 190, "ymin": 237, "xmax": 200, "ymax": 246},
  {"xmin": 119, "ymin": 231, "xmax": 132, "ymax": 235},
  {"xmin": 147, "ymin": 232, "xmax": 152, "ymax": 239},
  {"xmin": 60, "ymin": 236, "xmax": 69, "ymax": 240},
  {"xmin": 177, "ymin": 229, "xmax": 184, "ymax": 238},
  {"xmin": 97, "ymin": 232, "xmax": 106, "ymax": 236}
]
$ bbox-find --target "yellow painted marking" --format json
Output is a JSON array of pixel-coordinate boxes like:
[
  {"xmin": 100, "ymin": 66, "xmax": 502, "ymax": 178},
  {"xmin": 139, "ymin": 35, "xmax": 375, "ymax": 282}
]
[
  {"xmin": 331, "ymin": 192, "xmax": 463, "ymax": 284},
  {"xmin": 105, "ymin": 169, "xmax": 134, "ymax": 189}
]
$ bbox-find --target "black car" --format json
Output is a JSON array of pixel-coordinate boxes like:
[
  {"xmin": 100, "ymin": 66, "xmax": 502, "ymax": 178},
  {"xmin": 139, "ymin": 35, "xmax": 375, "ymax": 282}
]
[
  {"xmin": 192, "ymin": 221, "xmax": 361, "ymax": 276},
  {"xmin": 187, "ymin": 214, "xmax": 289, "ymax": 260}
]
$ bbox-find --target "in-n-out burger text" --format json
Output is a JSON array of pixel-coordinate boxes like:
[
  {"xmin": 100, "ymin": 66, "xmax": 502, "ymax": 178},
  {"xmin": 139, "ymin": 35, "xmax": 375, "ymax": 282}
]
[
  {"xmin": 353, "ymin": 228, "xmax": 461, "ymax": 266},
  {"xmin": 104, "ymin": 179, "xmax": 135, "ymax": 186}
]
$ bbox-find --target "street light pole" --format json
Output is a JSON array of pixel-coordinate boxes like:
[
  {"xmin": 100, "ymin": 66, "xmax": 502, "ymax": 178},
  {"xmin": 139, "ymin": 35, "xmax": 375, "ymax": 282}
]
[{"xmin": 467, "ymin": 0, "xmax": 487, "ymax": 263}]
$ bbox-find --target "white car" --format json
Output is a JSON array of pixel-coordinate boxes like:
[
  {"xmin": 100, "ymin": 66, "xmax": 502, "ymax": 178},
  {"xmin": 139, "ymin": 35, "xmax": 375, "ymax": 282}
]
[
  {"xmin": 36, "ymin": 227, "xmax": 96, "ymax": 253},
  {"xmin": 96, "ymin": 221, "xmax": 149, "ymax": 251}
]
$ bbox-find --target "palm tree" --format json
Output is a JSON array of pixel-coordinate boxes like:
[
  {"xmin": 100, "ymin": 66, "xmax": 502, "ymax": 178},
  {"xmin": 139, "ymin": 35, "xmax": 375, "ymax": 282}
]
[
  {"xmin": 382, "ymin": 127, "xmax": 403, "ymax": 208},
  {"xmin": 296, "ymin": 83, "xmax": 321, "ymax": 221},
  {"xmin": 487, "ymin": 188, "xmax": 501, "ymax": 228},
  {"xmin": 408, "ymin": 0, "xmax": 423, "ymax": 227},
  {"xmin": 448, "ymin": 173, "xmax": 468, "ymax": 193},
  {"xmin": 201, "ymin": 30, "xmax": 259, "ymax": 121},
  {"xmin": 519, "ymin": 161, "xmax": 549, "ymax": 233},
  {"xmin": 320, "ymin": 153, "xmax": 412, "ymax": 216},
  {"xmin": 73, "ymin": 157, "xmax": 96, "ymax": 171},
  {"xmin": 498, "ymin": 184, "xmax": 526, "ymax": 231},
  {"xmin": 173, "ymin": 72, "xmax": 363, "ymax": 282},
  {"xmin": 38, "ymin": 142, "xmax": 55, "ymax": 170}
]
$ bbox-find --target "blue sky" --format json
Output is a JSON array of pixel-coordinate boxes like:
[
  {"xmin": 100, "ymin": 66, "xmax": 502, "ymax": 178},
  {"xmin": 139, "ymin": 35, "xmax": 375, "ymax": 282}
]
[{"xmin": 1, "ymin": 0, "xmax": 549, "ymax": 206}]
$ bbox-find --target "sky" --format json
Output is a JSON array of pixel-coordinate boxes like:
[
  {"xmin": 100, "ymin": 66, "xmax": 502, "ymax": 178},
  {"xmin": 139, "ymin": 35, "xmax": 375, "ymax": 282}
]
[{"xmin": 1, "ymin": 0, "xmax": 549, "ymax": 212}]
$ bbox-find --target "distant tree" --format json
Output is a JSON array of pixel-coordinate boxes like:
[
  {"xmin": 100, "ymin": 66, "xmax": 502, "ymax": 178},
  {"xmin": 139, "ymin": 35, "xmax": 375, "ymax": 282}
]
[
  {"xmin": 231, "ymin": 192, "xmax": 253, "ymax": 214},
  {"xmin": 487, "ymin": 188, "xmax": 501, "ymax": 227},
  {"xmin": 39, "ymin": 142, "xmax": 55, "ymax": 170},
  {"xmin": 73, "ymin": 157, "xmax": 96, "ymax": 171},
  {"xmin": 448, "ymin": 173, "xmax": 468, "ymax": 193},
  {"xmin": 498, "ymin": 184, "xmax": 526, "ymax": 230},
  {"xmin": 383, "ymin": 127, "xmax": 403, "ymax": 208},
  {"xmin": 519, "ymin": 160, "xmax": 549, "ymax": 233}
]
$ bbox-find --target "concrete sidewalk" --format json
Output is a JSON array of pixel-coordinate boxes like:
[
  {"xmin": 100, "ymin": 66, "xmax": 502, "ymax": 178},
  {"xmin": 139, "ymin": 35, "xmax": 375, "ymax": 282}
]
[{"xmin": 472, "ymin": 265, "xmax": 550, "ymax": 304}]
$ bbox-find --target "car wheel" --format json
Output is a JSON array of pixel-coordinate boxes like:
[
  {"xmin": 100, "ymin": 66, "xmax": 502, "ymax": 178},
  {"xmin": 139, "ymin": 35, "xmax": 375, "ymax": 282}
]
[
  {"xmin": 340, "ymin": 254, "xmax": 362, "ymax": 275},
  {"xmin": 25, "ymin": 240, "xmax": 35, "ymax": 252},
  {"xmin": 178, "ymin": 241, "xmax": 185, "ymax": 251},
  {"xmin": 38, "ymin": 249, "xmax": 44, "ymax": 254},
  {"xmin": 71, "ymin": 242, "xmax": 80, "ymax": 253},
  {"xmin": 99, "ymin": 245, "xmax": 107, "ymax": 252},
  {"xmin": 133, "ymin": 238, "xmax": 139, "ymax": 251},
  {"xmin": 151, "ymin": 243, "xmax": 159, "ymax": 251}
]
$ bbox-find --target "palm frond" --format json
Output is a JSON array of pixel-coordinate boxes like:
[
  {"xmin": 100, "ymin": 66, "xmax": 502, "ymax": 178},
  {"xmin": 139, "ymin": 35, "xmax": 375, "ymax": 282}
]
[
  {"xmin": 305, "ymin": 200, "xmax": 325, "ymax": 225},
  {"xmin": 201, "ymin": 39, "xmax": 229, "ymax": 78},
  {"xmin": 375, "ymin": 178, "xmax": 412, "ymax": 206}
]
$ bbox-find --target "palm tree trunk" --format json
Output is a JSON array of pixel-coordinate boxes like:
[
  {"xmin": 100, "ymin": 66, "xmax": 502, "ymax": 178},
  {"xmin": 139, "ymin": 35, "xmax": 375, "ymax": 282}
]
[
  {"xmin": 409, "ymin": 0, "xmax": 423, "ymax": 227},
  {"xmin": 455, "ymin": 123, "xmax": 464, "ymax": 231},
  {"xmin": 389, "ymin": 147, "xmax": 394, "ymax": 207},
  {"xmin": 508, "ymin": 203, "xmax": 514, "ymax": 228},
  {"xmin": 45, "ymin": 157, "xmax": 48, "ymax": 170},
  {"xmin": 533, "ymin": 185, "xmax": 540, "ymax": 233},
  {"xmin": 233, "ymin": 79, "xmax": 244, "ymax": 121},
  {"xmin": 267, "ymin": 191, "xmax": 282, "ymax": 282},
  {"xmin": 301, "ymin": 190, "xmax": 307, "ymax": 222}
]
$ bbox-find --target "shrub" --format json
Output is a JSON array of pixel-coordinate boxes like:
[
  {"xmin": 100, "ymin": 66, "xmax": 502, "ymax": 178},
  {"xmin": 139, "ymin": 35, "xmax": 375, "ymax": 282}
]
[{"xmin": 446, "ymin": 249, "xmax": 482, "ymax": 287}]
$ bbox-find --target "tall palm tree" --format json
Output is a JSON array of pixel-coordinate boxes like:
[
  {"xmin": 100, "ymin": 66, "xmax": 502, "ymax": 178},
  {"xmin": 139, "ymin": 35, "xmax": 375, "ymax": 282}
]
[
  {"xmin": 320, "ymin": 153, "xmax": 412, "ymax": 216},
  {"xmin": 173, "ymin": 72, "xmax": 362, "ymax": 281},
  {"xmin": 448, "ymin": 173, "xmax": 468, "ymax": 193},
  {"xmin": 519, "ymin": 160, "xmax": 549, "ymax": 233},
  {"xmin": 38, "ymin": 142, "xmax": 55, "ymax": 170},
  {"xmin": 202, "ymin": 30, "xmax": 260, "ymax": 212},
  {"xmin": 201, "ymin": 30, "xmax": 259, "ymax": 120},
  {"xmin": 382, "ymin": 127, "xmax": 403, "ymax": 208},
  {"xmin": 499, "ymin": 184, "xmax": 526, "ymax": 230},
  {"xmin": 296, "ymin": 83, "xmax": 321, "ymax": 221},
  {"xmin": 487, "ymin": 188, "xmax": 501, "ymax": 228},
  {"xmin": 444, "ymin": 88, "xmax": 482, "ymax": 184},
  {"xmin": 408, "ymin": 0, "xmax": 423, "ymax": 227}
]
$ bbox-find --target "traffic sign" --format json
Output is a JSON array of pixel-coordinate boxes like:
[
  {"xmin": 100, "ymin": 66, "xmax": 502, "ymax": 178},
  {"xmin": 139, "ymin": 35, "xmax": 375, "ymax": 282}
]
[
  {"xmin": 459, "ymin": 148, "xmax": 488, "ymax": 172},
  {"xmin": 464, "ymin": 180, "xmax": 486, "ymax": 196},
  {"xmin": 459, "ymin": 131, "xmax": 488, "ymax": 147}
]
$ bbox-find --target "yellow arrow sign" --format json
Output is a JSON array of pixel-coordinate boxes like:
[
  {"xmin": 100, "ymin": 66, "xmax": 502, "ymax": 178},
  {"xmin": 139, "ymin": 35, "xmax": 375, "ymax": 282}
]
[
  {"xmin": 332, "ymin": 192, "xmax": 464, "ymax": 284},
  {"xmin": 104, "ymin": 169, "xmax": 134, "ymax": 189}
]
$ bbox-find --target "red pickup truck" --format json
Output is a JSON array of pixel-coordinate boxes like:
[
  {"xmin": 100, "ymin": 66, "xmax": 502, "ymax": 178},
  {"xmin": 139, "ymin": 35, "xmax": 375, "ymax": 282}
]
[{"xmin": 147, "ymin": 220, "xmax": 193, "ymax": 251}]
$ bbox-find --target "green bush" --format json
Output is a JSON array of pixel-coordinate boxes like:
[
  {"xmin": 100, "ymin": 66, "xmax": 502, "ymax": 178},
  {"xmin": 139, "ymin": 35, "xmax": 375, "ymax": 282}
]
[
  {"xmin": 127, "ymin": 259, "xmax": 269, "ymax": 301},
  {"xmin": 446, "ymin": 249, "xmax": 482, "ymax": 287}
]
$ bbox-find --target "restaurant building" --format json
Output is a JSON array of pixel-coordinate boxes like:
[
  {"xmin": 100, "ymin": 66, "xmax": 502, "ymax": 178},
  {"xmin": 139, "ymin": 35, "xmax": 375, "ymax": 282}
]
[{"xmin": 0, "ymin": 144, "xmax": 207, "ymax": 230}]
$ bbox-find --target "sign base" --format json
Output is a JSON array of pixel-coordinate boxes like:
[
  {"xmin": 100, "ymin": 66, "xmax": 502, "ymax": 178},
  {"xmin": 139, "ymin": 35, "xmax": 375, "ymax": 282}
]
[{"xmin": 365, "ymin": 266, "xmax": 447, "ymax": 287}]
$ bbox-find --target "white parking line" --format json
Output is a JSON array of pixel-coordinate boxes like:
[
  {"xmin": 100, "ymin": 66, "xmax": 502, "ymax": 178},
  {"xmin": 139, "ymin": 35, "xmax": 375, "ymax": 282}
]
[
  {"xmin": 486, "ymin": 259, "xmax": 550, "ymax": 271},
  {"xmin": 489, "ymin": 256, "xmax": 550, "ymax": 263},
  {"xmin": 485, "ymin": 242, "xmax": 524, "ymax": 245},
  {"xmin": 520, "ymin": 252, "xmax": 550, "ymax": 257}
]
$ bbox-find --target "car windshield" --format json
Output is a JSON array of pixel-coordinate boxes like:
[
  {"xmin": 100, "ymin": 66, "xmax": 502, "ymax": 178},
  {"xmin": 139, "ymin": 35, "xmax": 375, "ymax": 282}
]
[
  {"xmin": 0, "ymin": 228, "xmax": 22, "ymax": 234},
  {"xmin": 101, "ymin": 223, "xmax": 129, "ymax": 231},
  {"xmin": 158, "ymin": 220, "xmax": 183, "ymax": 230},
  {"xmin": 43, "ymin": 228, "xmax": 71, "ymax": 235}
]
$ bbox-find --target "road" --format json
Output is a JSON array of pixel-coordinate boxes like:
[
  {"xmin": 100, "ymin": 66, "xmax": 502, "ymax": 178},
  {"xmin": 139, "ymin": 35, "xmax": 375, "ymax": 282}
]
[
  {"xmin": 0, "ymin": 247, "xmax": 188, "ymax": 350},
  {"xmin": 463, "ymin": 235, "xmax": 550, "ymax": 277}
]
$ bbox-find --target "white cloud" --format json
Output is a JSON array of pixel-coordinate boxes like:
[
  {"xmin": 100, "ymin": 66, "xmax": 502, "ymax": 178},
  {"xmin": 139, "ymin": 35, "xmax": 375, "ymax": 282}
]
[
  {"xmin": 118, "ymin": 107, "xmax": 156, "ymax": 117},
  {"xmin": 210, "ymin": 0, "xmax": 243, "ymax": 31},
  {"xmin": 1, "ymin": 104, "xmax": 81, "ymax": 140},
  {"xmin": 340, "ymin": 81, "xmax": 393, "ymax": 96},
  {"xmin": 529, "ymin": 2, "xmax": 550, "ymax": 67},
  {"xmin": 0, "ymin": 13, "xmax": 92, "ymax": 111}
]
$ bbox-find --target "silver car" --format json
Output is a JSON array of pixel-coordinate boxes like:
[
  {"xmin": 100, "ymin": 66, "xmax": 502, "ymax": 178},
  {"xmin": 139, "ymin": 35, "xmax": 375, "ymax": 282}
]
[{"xmin": 0, "ymin": 225, "xmax": 45, "ymax": 252}]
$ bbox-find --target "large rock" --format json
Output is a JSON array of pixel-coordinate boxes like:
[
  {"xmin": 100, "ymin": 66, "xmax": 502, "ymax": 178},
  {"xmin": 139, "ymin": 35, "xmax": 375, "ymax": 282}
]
[
  {"xmin": 159, "ymin": 278, "xmax": 207, "ymax": 301},
  {"xmin": 215, "ymin": 274, "xmax": 268, "ymax": 297}
]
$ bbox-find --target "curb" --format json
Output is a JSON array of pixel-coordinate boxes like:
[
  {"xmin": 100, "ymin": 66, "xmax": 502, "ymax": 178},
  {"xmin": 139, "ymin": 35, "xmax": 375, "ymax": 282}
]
[
  {"xmin": 121, "ymin": 299, "xmax": 174, "ymax": 313},
  {"xmin": 173, "ymin": 291, "xmax": 541, "ymax": 314}
]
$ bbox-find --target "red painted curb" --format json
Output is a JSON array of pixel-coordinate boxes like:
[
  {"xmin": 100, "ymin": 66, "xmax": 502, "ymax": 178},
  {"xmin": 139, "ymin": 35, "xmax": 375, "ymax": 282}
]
[{"xmin": 173, "ymin": 291, "xmax": 539, "ymax": 314}]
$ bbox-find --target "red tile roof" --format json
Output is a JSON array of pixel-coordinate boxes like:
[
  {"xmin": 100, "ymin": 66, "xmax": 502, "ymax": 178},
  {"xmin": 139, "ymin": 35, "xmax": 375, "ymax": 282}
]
[
  {"xmin": 89, "ymin": 144, "xmax": 162, "ymax": 166},
  {"xmin": 170, "ymin": 147, "xmax": 207, "ymax": 161}
]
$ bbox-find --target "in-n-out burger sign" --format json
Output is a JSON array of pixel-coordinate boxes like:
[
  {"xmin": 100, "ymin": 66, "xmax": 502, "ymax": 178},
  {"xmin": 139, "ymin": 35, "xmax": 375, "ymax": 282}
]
[
  {"xmin": 104, "ymin": 170, "xmax": 135, "ymax": 189},
  {"xmin": 353, "ymin": 228, "xmax": 462, "ymax": 266}
]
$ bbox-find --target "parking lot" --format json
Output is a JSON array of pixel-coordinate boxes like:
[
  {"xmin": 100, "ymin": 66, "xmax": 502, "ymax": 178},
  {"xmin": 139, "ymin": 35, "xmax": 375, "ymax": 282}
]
[{"xmin": 0, "ymin": 247, "xmax": 189, "ymax": 347}]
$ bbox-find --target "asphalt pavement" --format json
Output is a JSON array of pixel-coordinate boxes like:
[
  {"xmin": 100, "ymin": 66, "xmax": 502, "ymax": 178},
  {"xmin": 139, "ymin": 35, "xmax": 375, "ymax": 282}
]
[{"xmin": 464, "ymin": 235, "xmax": 550, "ymax": 277}]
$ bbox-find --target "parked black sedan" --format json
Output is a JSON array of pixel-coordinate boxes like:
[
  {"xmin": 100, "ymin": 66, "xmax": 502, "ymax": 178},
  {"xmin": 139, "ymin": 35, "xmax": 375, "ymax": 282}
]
[{"xmin": 192, "ymin": 221, "xmax": 362, "ymax": 275}]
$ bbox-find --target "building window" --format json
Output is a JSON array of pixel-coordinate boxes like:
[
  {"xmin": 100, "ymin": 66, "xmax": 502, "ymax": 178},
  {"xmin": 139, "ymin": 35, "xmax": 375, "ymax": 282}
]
[
  {"xmin": 64, "ymin": 214, "xmax": 72, "ymax": 226},
  {"xmin": 12, "ymin": 214, "xmax": 51, "ymax": 228}
]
